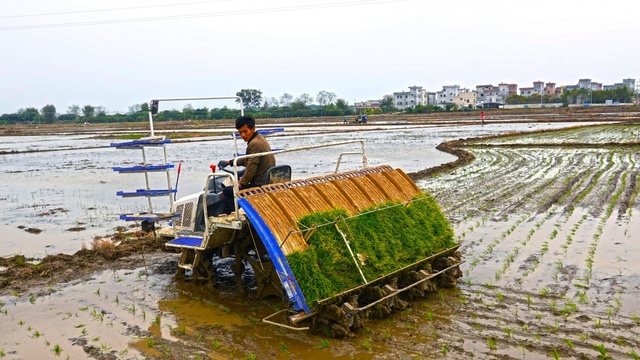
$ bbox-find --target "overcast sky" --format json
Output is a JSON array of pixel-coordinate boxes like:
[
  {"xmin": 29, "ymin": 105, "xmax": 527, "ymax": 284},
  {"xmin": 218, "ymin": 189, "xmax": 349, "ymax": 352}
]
[{"xmin": 1, "ymin": 0, "xmax": 638, "ymax": 114}]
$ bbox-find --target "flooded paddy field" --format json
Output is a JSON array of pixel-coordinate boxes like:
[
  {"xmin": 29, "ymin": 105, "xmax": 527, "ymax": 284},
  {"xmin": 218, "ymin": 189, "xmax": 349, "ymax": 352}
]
[
  {"xmin": 1, "ymin": 114, "xmax": 639, "ymax": 359},
  {"xmin": 0, "ymin": 120, "xmax": 576, "ymax": 258}
]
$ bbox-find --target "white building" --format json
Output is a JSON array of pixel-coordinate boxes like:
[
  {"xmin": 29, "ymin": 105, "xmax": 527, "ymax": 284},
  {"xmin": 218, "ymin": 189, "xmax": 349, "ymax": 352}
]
[
  {"xmin": 436, "ymin": 85, "xmax": 461, "ymax": 105},
  {"xmin": 393, "ymin": 86, "xmax": 427, "ymax": 109}
]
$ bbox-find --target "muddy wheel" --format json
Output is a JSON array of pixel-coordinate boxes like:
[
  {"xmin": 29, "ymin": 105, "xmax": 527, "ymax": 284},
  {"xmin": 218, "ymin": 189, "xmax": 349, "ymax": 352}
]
[
  {"xmin": 245, "ymin": 256, "xmax": 283, "ymax": 300},
  {"xmin": 313, "ymin": 304, "xmax": 354, "ymax": 338},
  {"xmin": 194, "ymin": 250, "xmax": 217, "ymax": 286}
]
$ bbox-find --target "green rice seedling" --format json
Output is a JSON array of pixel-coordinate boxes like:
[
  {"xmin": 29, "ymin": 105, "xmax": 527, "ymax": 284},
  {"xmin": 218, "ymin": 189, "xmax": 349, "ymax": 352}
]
[
  {"xmin": 0, "ymin": 348, "xmax": 5, "ymax": 357},
  {"xmin": 210, "ymin": 339, "xmax": 221, "ymax": 350},
  {"xmin": 631, "ymin": 314, "xmax": 639, "ymax": 325},
  {"xmin": 31, "ymin": 330, "xmax": 43, "ymax": 338},
  {"xmin": 563, "ymin": 338, "xmax": 574, "ymax": 349},
  {"xmin": 594, "ymin": 318, "xmax": 602, "ymax": 329},
  {"xmin": 577, "ymin": 291, "xmax": 589, "ymax": 304},
  {"xmin": 593, "ymin": 344, "xmax": 610, "ymax": 359},
  {"xmin": 550, "ymin": 300, "xmax": 557, "ymax": 311},
  {"xmin": 289, "ymin": 197, "xmax": 457, "ymax": 303},
  {"xmin": 79, "ymin": 306, "xmax": 88, "ymax": 311},
  {"xmin": 442, "ymin": 344, "xmax": 448, "ymax": 356},
  {"xmin": 425, "ymin": 310, "xmax": 433, "ymax": 321},
  {"xmin": 539, "ymin": 287, "xmax": 550, "ymax": 297},
  {"xmin": 627, "ymin": 349, "xmax": 639, "ymax": 360},
  {"xmin": 362, "ymin": 339, "xmax": 372, "ymax": 350},
  {"xmin": 503, "ymin": 326, "xmax": 513, "ymax": 338},
  {"xmin": 535, "ymin": 312, "xmax": 542, "ymax": 320},
  {"xmin": 92, "ymin": 336, "xmax": 100, "ymax": 342},
  {"xmin": 29, "ymin": 295, "xmax": 36, "ymax": 304},
  {"xmin": 94, "ymin": 288, "xmax": 100, "ymax": 297},
  {"xmin": 614, "ymin": 297, "xmax": 622, "ymax": 310},
  {"xmin": 607, "ymin": 306, "xmax": 614, "ymax": 321},
  {"xmin": 119, "ymin": 348, "xmax": 128, "ymax": 356},
  {"xmin": 178, "ymin": 326, "xmax": 187, "ymax": 335},
  {"xmin": 18, "ymin": 320, "xmax": 24, "ymax": 326},
  {"xmin": 246, "ymin": 353, "xmax": 256, "ymax": 360},
  {"xmin": 62, "ymin": 312, "xmax": 71, "ymax": 320},
  {"xmin": 561, "ymin": 300, "xmax": 578, "ymax": 317},
  {"xmin": 52, "ymin": 344, "xmax": 62, "ymax": 357},
  {"xmin": 154, "ymin": 314, "xmax": 161, "ymax": 325},
  {"xmin": 486, "ymin": 337, "xmax": 497, "ymax": 350},
  {"xmin": 100, "ymin": 342, "xmax": 111, "ymax": 351},
  {"xmin": 114, "ymin": 295, "xmax": 119, "ymax": 305},
  {"xmin": 145, "ymin": 338, "xmax": 155, "ymax": 348},
  {"xmin": 527, "ymin": 294, "xmax": 533, "ymax": 308},
  {"xmin": 280, "ymin": 341, "xmax": 289, "ymax": 353},
  {"xmin": 81, "ymin": 328, "xmax": 88, "ymax": 336},
  {"xmin": 74, "ymin": 324, "xmax": 85, "ymax": 328},
  {"xmin": 551, "ymin": 348, "xmax": 560, "ymax": 360},
  {"xmin": 616, "ymin": 336, "xmax": 625, "ymax": 347}
]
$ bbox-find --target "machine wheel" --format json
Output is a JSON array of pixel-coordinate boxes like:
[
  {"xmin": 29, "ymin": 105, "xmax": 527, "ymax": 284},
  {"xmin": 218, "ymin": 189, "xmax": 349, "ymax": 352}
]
[{"xmin": 194, "ymin": 250, "xmax": 217, "ymax": 286}]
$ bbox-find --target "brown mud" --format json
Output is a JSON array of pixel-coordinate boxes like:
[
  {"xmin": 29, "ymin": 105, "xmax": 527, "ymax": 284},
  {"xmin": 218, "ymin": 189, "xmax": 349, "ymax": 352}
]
[{"xmin": 1, "ymin": 108, "xmax": 640, "ymax": 359}]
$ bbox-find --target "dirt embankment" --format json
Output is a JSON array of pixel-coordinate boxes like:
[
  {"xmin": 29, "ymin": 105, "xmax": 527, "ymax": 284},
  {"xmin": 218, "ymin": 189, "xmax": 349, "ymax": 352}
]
[{"xmin": 0, "ymin": 228, "xmax": 165, "ymax": 297}]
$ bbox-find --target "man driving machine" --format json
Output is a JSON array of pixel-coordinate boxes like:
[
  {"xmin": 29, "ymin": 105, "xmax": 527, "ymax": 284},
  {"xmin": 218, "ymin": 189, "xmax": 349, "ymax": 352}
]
[{"xmin": 218, "ymin": 115, "xmax": 275, "ymax": 213}]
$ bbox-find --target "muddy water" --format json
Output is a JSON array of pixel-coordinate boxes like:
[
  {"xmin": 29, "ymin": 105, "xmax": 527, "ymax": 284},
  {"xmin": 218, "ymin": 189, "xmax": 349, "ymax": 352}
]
[{"xmin": 3, "ymin": 120, "xmax": 637, "ymax": 359}]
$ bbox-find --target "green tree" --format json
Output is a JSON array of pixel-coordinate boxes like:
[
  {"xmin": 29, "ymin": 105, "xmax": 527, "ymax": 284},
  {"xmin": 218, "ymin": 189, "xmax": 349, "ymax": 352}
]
[
  {"xmin": 236, "ymin": 89, "xmax": 263, "ymax": 109},
  {"xmin": 263, "ymin": 97, "xmax": 279, "ymax": 110},
  {"xmin": 182, "ymin": 104, "xmax": 194, "ymax": 120},
  {"xmin": 128, "ymin": 104, "xmax": 141, "ymax": 114},
  {"xmin": 380, "ymin": 96, "xmax": 395, "ymax": 112},
  {"xmin": 67, "ymin": 105, "xmax": 81, "ymax": 117},
  {"xmin": 296, "ymin": 93, "xmax": 313, "ymax": 107},
  {"xmin": 290, "ymin": 100, "xmax": 307, "ymax": 110},
  {"xmin": 19, "ymin": 107, "xmax": 41, "ymax": 122},
  {"xmin": 316, "ymin": 90, "xmax": 336, "ymax": 107},
  {"xmin": 335, "ymin": 98, "xmax": 349, "ymax": 111},
  {"xmin": 95, "ymin": 106, "xmax": 107, "ymax": 116},
  {"xmin": 279, "ymin": 93, "xmax": 293, "ymax": 107},
  {"xmin": 41, "ymin": 104, "xmax": 56, "ymax": 124},
  {"xmin": 82, "ymin": 105, "xmax": 95, "ymax": 117}
]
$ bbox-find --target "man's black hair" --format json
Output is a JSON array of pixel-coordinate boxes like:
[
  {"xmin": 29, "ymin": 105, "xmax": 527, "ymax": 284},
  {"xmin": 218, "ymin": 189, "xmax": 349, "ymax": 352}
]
[{"xmin": 235, "ymin": 115, "xmax": 255, "ymax": 130}]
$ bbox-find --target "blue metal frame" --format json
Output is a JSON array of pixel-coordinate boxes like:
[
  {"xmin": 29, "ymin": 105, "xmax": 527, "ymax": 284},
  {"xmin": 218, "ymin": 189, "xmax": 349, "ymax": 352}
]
[{"xmin": 238, "ymin": 198, "xmax": 310, "ymax": 313}]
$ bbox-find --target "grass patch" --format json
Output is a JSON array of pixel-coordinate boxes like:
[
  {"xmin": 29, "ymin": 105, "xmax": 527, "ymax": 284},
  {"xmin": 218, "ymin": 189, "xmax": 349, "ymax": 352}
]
[{"xmin": 287, "ymin": 194, "xmax": 457, "ymax": 305}]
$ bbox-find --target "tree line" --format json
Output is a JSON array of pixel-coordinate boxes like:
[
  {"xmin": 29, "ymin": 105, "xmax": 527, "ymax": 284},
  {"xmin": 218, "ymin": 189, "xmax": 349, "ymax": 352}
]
[
  {"xmin": 0, "ymin": 89, "xmax": 356, "ymax": 125},
  {"xmin": 3, "ymin": 86, "xmax": 636, "ymax": 125}
]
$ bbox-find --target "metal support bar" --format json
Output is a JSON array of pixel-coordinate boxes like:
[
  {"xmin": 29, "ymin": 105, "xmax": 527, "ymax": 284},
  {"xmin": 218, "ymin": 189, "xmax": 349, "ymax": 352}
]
[
  {"xmin": 147, "ymin": 96, "xmax": 244, "ymax": 137},
  {"xmin": 347, "ymin": 261, "xmax": 463, "ymax": 313},
  {"xmin": 335, "ymin": 151, "xmax": 364, "ymax": 173},
  {"xmin": 262, "ymin": 309, "xmax": 310, "ymax": 331},
  {"xmin": 334, "ymin": 223, "xmax": 368, "ymax": 284}
]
